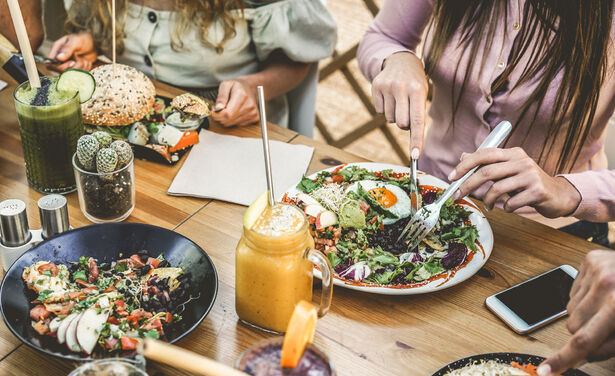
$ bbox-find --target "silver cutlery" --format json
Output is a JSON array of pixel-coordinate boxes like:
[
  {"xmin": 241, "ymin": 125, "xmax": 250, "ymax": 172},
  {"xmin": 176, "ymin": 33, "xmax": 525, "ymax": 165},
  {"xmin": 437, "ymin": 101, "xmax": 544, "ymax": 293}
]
[{"xmin": 397, "ymin": 120, "xmax": 513, "ymax": 249}]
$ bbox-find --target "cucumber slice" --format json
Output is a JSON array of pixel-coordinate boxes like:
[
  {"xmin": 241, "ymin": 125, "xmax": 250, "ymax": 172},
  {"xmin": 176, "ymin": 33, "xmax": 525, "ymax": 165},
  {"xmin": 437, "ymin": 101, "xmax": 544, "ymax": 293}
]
[{"xmin": 57, "ymin": 68, "xmax": 96, "ymax": 103}]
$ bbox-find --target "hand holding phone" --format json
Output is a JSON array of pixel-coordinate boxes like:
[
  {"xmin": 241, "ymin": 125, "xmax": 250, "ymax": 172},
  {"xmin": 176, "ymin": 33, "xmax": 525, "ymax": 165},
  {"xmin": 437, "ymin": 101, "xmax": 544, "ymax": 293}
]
[
  {"xmin": 485, "ymin": 265, "xmax": 577, "ymax": 334},
  {"xmin": 539, "ymin": 251, "xmax": 615, "ymax": 376}
]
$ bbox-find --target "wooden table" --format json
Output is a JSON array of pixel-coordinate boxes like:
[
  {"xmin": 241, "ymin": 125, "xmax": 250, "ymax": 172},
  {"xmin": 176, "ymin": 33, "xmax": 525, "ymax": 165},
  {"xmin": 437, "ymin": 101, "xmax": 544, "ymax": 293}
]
[{"xmin": 0, "ymin": 70, "xmax": 614, "ymax": 376}]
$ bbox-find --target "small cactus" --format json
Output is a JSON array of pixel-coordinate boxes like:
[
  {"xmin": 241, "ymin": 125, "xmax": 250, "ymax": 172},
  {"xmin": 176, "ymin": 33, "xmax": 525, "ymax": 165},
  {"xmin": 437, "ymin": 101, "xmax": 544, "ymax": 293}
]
[
  {"xmin": 91, "ymin": 131, "xmax": 112, "ymax": 148},
  {"xmin": 110, "ymin": 140, "xmax": 133, "ymax": 167},
  {"xmin": 76, "ymin": 135, "xmax": 99, "ymax": 171},
  {"xmin": 96, "ymin": 148, "xmax": 118, "ymax": 174}
]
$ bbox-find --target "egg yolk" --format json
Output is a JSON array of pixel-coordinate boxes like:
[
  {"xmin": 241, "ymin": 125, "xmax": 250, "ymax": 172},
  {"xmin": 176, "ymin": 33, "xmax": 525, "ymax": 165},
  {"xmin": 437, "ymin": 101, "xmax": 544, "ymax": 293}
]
[{"xmin": 368, "ymin": 187, "xmax": 397, "ymax": 208}]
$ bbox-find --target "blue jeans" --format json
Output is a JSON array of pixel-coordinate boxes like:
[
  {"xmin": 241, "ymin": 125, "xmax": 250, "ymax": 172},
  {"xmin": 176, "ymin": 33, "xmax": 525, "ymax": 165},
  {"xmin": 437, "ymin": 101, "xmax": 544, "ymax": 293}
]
[{"xmin": 558, "ymin": 221, "xmax": 611, "ymax": 248}]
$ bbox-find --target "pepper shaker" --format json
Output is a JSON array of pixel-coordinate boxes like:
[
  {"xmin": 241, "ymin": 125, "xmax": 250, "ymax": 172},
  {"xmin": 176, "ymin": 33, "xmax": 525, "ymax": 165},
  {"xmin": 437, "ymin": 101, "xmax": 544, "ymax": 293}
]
[
  {"xmin": 0, "ymin": 199, "xmax": 41, "ymax": 271},
  {"xmin": 38, "ymin": 194, "xmax": 70, "ymax": 239}
]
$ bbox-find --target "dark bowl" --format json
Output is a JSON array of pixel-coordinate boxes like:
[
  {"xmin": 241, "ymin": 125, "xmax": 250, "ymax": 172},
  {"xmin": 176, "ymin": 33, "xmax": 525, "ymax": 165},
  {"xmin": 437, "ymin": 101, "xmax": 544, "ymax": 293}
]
[
  {"xmin": 0, "ymin": 222, "xmax": 218, "ymax": 362},
  {"xmin": 431, "ymin": 352, "xmax": 589, "ymax": 376}
]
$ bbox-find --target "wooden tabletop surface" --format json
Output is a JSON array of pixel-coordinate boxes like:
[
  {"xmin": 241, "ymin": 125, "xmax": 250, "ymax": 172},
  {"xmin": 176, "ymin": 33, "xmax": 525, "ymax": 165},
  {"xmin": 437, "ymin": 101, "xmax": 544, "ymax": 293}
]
[{"xmin": 0, "ymin": 70, "xmax": 614, "ymax": 376}]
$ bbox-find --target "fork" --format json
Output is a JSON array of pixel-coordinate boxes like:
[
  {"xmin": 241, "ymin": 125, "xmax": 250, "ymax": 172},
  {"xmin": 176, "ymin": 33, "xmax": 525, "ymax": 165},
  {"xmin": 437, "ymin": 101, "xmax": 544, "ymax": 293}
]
[
  {"xmin": 396, "ymin": 120, "xmax": 513, "ymax": 249},
  {"xmin": 410, "ymin": 152, "xmax": 419, "ymax": 214}
]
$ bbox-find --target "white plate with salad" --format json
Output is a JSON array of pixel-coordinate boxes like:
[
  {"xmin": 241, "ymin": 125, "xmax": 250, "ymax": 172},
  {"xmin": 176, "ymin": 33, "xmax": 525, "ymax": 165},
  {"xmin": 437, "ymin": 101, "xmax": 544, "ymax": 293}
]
[{"xmin": 281, "ymin": 162, "xmax": 494, "ymax": 295}]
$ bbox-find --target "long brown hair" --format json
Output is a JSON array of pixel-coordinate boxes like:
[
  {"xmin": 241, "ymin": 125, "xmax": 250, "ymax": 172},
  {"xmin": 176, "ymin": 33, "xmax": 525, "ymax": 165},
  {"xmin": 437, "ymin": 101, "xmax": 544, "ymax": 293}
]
[
  {"xmin": 65, "ymin": 0, "xmax": 247, "ymax": 55},
  {"xmin": 425, "ymin": 0, "xmax": 613, "ymax": 173}
]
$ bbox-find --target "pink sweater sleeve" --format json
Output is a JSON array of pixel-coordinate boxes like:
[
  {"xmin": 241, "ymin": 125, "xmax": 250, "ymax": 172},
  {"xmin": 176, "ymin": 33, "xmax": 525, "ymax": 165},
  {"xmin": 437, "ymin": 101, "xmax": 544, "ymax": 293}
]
[
  {"xmin": 560, "ymin": 170, "xmax": 615, "ymax": 222},
  {"xmin": 357, "ymin": 0, "xmax": 434, "ymax": 81}
]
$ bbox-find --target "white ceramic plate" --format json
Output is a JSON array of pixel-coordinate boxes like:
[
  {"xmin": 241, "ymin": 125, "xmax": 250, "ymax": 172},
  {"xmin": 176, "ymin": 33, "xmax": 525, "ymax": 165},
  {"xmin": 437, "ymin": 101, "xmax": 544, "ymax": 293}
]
[{"xmin": 281, "ymin": 162, "xmax": 494, "ymax": 295}]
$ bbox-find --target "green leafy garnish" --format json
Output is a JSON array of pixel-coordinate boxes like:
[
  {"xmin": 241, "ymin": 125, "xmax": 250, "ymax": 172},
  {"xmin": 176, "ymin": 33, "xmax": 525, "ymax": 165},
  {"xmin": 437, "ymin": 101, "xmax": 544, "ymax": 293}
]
[
  {"xmin": 72, "ymin": 270, "xmax": 87, "ymax": 282},
  {"xmin": 326, "ymin": 252, "xmax": 342, "ymax": 268},
  {"xmin": 36, "ymin": 289, "xmax": 54, "ymax": 302}
]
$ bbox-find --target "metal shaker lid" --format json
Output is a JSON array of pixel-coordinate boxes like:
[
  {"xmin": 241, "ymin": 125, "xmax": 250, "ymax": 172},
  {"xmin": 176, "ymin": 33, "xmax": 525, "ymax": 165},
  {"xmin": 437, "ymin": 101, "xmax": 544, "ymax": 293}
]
[
  {"xmin": 0, "ymin": 199, "xmax": 30, "ymax": 247},
  {"xmin": 38, "ymin": 194, "xmax": 69, "ymax": 239}
]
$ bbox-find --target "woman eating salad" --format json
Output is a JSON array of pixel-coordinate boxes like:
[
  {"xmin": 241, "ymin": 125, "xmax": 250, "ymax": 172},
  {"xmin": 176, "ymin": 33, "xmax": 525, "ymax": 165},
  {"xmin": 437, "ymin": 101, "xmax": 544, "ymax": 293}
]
[{"xmin": 357, "ymin": 0, "xmax": 615, "ymax": 246}]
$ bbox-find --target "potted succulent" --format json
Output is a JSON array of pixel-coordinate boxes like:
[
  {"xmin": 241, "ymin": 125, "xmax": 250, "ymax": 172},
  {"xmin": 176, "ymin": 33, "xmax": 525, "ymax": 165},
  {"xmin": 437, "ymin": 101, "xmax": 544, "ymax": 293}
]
[{"xmin": 72, "ymin": 131, "xmax": 135, "ymax": 222}]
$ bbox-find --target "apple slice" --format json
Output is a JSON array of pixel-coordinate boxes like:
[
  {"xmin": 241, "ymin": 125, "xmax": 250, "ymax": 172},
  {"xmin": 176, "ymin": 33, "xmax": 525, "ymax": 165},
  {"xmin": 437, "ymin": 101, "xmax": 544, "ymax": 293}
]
[
  {"xmin": 296, "ymin": 193, "xmax": 321, "ymax": 207},
  {"xmin": 49, "ymin": 317, "xmax": 62, "ymax": 333},
  {"xmin": 316, "ymin": 210, "xmax": 338, "ymax": 229},
  {"xmin": 304, "ymin": 204, "xmax": 325, "ymax": 218},
  {"xmin": 243, "ymin": 191, "xmax": 269, "ymax": 229},
  {"xmin": 77, "ymin": 308, "xmax": 110, "ymax": 354},
  {"xmin": 66, "ymin": 312, "xmax": 83, "ymax": 352},
  {"xmin": 57, "ymin": 313, "xmax": 78, "ymax": 344}
]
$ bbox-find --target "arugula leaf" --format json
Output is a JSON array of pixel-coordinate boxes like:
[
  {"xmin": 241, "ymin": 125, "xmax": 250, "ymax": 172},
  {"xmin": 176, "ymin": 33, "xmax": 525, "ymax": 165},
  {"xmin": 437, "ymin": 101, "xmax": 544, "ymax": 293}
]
[
  {"xmin": 327, "ymin": 252, "xmax": 342, "ymax": 268},
  {"xmin": 114, "ymin": 261, "xmax": 129, "ymax": 273},
  {"xmin": 296, "ymin": 175, "xmax": 327, "ymax": 193},
  {"xmin": 440, "ymin": 225, "xmax": 479, "ymax": 251},
  {"xmin": 78, "ymin": 256, "xmax": 90, "ymax": 270},
  {"xmin": 369, "ymin": 269, "xmax": 402, "ymax": 285},
  {"xmin": 142, "ymin": 329, "xmax": 160, "ymax": 339},
  {"xmin": 72, "ymin": 270, "xmax": 87, "ymax": 282},
  {"xmin": 36, "ymin": 289, "xmax": 54, "ymax": 302},
  {"xmin": 371, "ymin": 253, "xmax": 399, "ymax": 266},
  {"xmin": 422, "ymin": 259, "xmax": 444, "ymax": 274},
  {"xmin": 41, "ymin": 270, "xmax": 52, "ymax": 277},
  {"xmin": 404, "ymin": 263, "xmax": 422, "ymax": 281}
]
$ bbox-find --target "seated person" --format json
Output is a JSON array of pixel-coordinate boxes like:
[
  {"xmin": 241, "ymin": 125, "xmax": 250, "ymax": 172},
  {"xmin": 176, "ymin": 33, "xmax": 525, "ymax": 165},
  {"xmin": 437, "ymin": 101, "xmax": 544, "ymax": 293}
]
[
  {"xmin": 0, "ymin": 0, "xmax": 43, "ymax": 52},
  {"xmin": 357, "ymin": 1, "xmax": 615, "ymax": 245},
  {"xmin": 539, "ymin": 249, "xmax": 615, "ymax": 375},
  {"xmin": 49, "ymin": 0, "xmax": 337, "ymax": 129}
]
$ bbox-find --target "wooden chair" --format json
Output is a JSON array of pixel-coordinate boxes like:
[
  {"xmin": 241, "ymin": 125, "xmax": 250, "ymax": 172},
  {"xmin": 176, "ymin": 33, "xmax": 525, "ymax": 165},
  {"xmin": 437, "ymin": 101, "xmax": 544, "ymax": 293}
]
[{"xmin": 315, "ymin": 0, "xmax": 410, "ymax": 165}]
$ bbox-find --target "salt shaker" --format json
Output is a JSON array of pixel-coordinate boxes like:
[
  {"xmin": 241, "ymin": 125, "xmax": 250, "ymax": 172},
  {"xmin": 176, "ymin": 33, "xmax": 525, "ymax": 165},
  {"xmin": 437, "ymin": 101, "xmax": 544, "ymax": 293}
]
[{"xmin": 0, "ymin": 199, "xmax": 41, "ymax": 271}]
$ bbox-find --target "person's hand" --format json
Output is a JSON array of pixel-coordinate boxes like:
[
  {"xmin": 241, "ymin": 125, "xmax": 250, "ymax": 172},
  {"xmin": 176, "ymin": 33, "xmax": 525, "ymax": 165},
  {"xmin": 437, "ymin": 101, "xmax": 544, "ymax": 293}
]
[
  {"xmin": 212, "ymin": 78, "xmax": 259, "ymax": 127},
  {"xmin": 48, "ymin": 33, "xmax": 97, "ymax": 72},
  {"xmin": 371, "ymin": 51, "xmax": 428, "ymax": 158},
  {"xmin": 448, "ymin": 147, "xmax": 581, "ymax": 218},
  {"xmin": 537, "ymin": 250, "xmax": 615, "ymax": 375}
]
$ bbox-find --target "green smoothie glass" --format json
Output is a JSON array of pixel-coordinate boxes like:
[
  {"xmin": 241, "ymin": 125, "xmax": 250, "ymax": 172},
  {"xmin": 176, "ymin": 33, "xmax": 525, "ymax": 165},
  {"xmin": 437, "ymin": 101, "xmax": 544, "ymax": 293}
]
[{"xmin": 14, "ymin": 77, "xmax": 84, "ymax": 194}]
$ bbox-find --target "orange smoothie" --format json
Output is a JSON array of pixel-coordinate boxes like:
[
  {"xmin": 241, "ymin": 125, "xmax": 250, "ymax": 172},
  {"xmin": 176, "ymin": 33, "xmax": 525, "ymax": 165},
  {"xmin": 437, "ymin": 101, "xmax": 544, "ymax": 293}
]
[{"xmin": 235, "ymin": 203, "xmax": 315, "ymax": 333}]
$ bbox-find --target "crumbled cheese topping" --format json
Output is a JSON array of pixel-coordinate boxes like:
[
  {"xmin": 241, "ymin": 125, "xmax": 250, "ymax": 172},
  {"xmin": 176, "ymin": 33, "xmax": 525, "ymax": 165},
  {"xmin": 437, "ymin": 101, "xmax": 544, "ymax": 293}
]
[{"xmin": 445, "ymin": 360, "xmax": 530, "ymax": 376}]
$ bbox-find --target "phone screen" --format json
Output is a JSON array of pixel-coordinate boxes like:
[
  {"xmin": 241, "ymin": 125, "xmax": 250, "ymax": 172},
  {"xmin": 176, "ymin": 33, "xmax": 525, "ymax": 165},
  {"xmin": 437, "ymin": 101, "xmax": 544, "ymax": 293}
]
[{"xmin": 495, "ymin": 268, "xmax": 575, "ymax": 325}]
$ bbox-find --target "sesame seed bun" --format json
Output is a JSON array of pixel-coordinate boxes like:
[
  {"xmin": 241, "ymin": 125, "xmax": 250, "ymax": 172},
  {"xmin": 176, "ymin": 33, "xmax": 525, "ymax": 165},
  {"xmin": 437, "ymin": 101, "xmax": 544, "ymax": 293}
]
[{"xmin": 82, "ymin": 64, "xmax": 155, "ymax": 126}]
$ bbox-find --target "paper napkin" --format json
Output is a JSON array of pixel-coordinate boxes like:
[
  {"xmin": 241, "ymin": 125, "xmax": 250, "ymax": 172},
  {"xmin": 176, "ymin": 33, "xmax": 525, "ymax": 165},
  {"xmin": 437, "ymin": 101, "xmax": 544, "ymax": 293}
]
[{"xmin": 168, "ymin": 130, "xmax": 314, "ymax": 206}]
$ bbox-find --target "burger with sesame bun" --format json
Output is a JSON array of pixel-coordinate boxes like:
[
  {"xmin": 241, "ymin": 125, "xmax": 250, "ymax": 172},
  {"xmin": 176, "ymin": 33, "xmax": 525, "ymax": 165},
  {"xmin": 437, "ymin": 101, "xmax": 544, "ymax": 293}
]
[
  {"xmin": 82, "ymin": 63, "xmax": 155, "ymax": 126},
  {"xmin": 79, "ymin": 63, "xmax": 201, "ymax": 164}
]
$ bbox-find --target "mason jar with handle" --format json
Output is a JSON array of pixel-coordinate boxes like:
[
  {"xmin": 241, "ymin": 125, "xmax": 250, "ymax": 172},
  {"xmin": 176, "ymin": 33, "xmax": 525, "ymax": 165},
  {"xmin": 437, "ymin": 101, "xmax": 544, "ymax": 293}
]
[{"xmin": 235, "ymin": 202, "xmax": 333, "ymax": 333}]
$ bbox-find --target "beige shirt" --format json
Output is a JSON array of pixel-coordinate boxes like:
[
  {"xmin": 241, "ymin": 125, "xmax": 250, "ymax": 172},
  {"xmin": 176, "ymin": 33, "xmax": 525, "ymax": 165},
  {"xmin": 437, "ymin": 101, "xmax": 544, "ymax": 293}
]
[{"xmin": 64, "ymin": 0, "xmax": 337, "ymax": 126}]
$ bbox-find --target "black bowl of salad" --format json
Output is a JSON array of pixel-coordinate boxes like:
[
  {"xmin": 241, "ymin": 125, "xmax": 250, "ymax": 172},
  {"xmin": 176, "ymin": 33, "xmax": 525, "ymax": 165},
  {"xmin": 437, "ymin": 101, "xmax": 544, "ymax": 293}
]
[{"xmin": 0, "ymin": 222, "xmax": 217, "ymax": 361}]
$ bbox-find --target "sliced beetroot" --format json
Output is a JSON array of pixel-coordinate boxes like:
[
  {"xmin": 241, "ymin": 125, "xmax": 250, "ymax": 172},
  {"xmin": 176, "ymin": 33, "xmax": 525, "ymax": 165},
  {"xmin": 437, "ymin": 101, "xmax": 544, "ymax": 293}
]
[
  {"xmin": 442, "ymin": 242, "xmax": 467, "ymax": 269},
  {"xmin": 422, "ymin": 190, "xmax": 438, "ymax": 205}
]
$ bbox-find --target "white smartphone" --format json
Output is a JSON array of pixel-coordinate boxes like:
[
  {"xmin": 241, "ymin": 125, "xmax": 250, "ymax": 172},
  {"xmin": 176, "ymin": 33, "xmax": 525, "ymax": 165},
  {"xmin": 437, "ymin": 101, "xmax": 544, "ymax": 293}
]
[{"xmin": 485, "ymin": 265, "xmax": 578, "ymax": 334}]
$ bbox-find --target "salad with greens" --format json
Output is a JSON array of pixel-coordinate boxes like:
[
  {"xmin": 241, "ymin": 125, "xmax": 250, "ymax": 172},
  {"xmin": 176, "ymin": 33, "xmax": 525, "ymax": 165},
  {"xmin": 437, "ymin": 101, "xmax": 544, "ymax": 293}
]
[
  {"xmin": 22, "ymin": 251, "xmax": 194, "ymax": 354},
  {"xmin": 282, "ymin": 165, "xmax": 480, "ymax": 287}
]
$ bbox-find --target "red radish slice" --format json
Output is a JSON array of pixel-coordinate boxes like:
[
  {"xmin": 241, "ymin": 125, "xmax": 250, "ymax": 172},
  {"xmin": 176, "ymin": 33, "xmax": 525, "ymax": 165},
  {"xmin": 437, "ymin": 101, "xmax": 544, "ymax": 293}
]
[
  {"xmin": 49, "ymin": 317, "xmax": 62, "ymax": 333},
  {"xmin": 66, "ymin": 312, "xmax": 83, "ymax": 352},
  {"xmin": 57, "ymin": 313, "xmax": 78, "ymax": 344},
  {"xmin": 316, "ymin": 210, "xmax": 338, "ymax": 229},
  {"xmin": 77, "ymin": 308, "xmax": 111, "ymax": 354}
]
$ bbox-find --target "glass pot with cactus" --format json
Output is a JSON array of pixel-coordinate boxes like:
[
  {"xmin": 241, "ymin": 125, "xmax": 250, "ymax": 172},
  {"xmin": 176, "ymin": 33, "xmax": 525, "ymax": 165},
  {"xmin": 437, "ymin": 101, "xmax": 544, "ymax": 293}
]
[{"xmin": 72, "ymin": 131, "xmax": 135, "ymax": 223}]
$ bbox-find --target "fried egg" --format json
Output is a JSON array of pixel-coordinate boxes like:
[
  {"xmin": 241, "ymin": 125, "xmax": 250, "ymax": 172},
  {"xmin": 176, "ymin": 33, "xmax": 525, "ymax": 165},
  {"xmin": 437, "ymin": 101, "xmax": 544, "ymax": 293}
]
[{"xmin": 347, "ymin": 180, "xmax": 412, "ymax": 225}]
